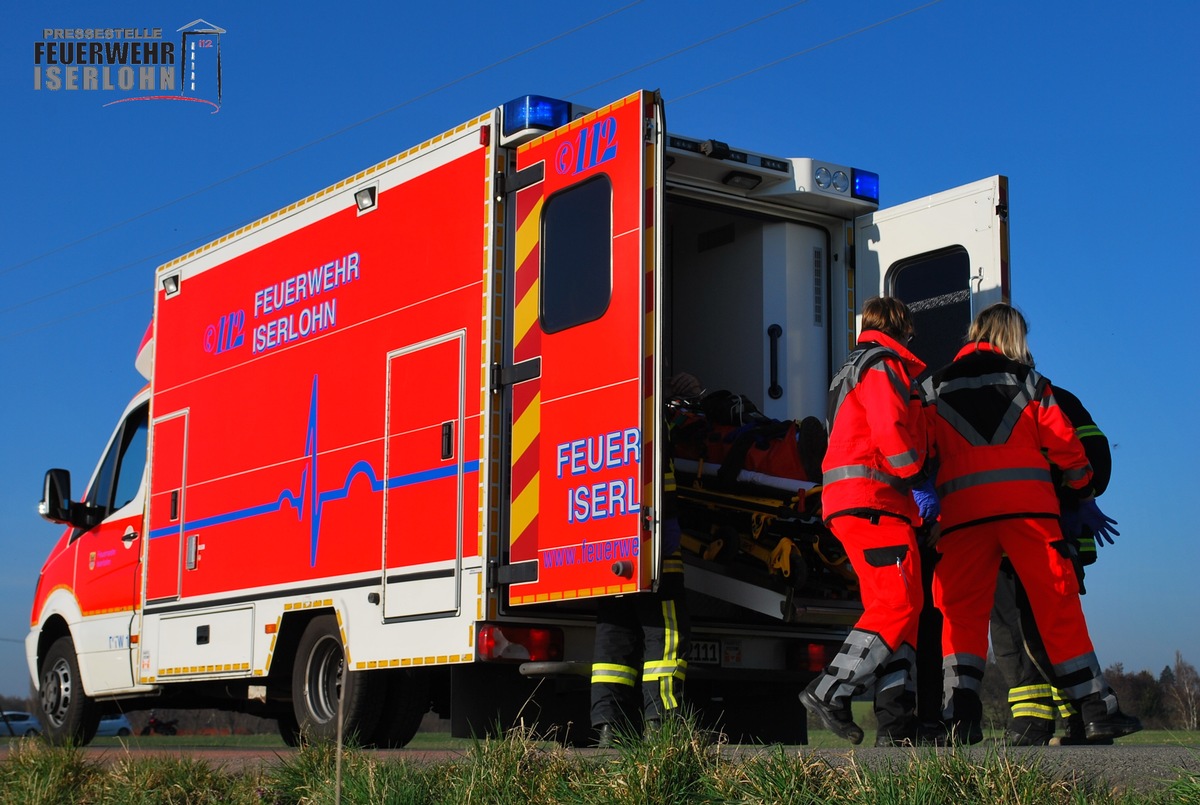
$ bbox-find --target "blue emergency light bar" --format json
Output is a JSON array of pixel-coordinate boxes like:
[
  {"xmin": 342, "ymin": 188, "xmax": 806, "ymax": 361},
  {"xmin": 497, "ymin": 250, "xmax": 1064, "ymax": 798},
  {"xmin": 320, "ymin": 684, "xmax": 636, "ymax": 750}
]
[
  {"xmin": 502, "ymin": 95, "xmax": 572, "ymax": 139},
  {"xmin": 852, "ymin": 169, "xmax": 880, "ymax": 203}
]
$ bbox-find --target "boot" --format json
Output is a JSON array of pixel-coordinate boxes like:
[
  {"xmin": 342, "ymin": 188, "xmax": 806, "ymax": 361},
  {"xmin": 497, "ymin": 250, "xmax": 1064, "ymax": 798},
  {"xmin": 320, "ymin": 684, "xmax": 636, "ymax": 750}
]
[
  {"xmin": 1078, "ymin": 692, "xmax": 1142, "ymax": 742},
  {"xmin": 1003, "ymin": 716, "xmax": 1052, "ymax": 746},
  {"xmin": 800, "ymin": 682, "xmax": 863, "ymax": 744}
]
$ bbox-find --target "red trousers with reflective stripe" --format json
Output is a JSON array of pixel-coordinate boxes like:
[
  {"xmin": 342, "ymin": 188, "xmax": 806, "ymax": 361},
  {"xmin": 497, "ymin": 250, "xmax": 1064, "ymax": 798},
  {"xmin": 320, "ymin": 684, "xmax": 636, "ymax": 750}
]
[
  {"xmin": 830, "ymin": 516, "xmax": 923, "ymax": 652},
  {"xmin": 934, "ymin": 517, "xmax": 1094, "ymax": 664}
]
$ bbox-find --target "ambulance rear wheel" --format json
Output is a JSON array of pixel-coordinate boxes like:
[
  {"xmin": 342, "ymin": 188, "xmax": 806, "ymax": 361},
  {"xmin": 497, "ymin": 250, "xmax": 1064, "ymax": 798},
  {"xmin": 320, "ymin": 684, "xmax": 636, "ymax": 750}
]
[
  {"xmin": 370, "ymin": 668, "xmax": 430, "ymax": 748},
  {"xmin": 291, "ymin": 614, "xmax": 381, "ymax": 744},
  {"xmin": 39, "ymin": 636, "xmax": 100, "ymax": 746}
]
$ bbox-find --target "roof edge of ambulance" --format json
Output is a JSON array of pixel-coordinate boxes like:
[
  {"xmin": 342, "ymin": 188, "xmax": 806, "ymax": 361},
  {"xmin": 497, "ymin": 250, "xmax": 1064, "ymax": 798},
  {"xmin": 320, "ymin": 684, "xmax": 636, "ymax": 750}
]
[{"xmin": 154, "ymin": 108, "xmax": 497, "ymax": 276}]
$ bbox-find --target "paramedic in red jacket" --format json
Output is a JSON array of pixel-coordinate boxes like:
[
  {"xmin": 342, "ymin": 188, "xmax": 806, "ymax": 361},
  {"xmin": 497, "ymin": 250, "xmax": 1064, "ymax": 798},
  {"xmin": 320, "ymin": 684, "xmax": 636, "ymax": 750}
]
[
  {"xmin": 926, "ymin": 303, "xmax": 1140, "ymax": 744},
  {"xmin": 800, "ymin": 296, "xmax": 930, "ymax": 746}
]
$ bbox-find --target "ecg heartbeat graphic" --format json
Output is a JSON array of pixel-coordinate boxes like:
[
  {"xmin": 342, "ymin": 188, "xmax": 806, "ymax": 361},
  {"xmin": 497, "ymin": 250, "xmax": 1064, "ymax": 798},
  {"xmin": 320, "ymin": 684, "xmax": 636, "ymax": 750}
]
[{"xmin": 149, "ymin": 375, "xmax": 479, "ymax": 566}]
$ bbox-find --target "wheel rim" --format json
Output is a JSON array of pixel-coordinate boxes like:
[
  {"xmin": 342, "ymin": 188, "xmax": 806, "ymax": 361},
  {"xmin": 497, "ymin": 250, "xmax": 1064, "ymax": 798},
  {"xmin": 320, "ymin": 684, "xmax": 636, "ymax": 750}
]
[
  {"xmin": 304, "ymin": 634, "xmax": 344, "ymax": 724},
  {"xmin": 41, "ymin": 656, "xmax": 73, "ymax": 728}
]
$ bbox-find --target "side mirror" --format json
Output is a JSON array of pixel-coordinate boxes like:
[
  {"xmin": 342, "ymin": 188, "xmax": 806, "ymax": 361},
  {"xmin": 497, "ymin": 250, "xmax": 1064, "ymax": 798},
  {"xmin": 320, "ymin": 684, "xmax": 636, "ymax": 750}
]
[{"xmin": 39, "ymin": 468, "xmax": 79, "ymax": 526}]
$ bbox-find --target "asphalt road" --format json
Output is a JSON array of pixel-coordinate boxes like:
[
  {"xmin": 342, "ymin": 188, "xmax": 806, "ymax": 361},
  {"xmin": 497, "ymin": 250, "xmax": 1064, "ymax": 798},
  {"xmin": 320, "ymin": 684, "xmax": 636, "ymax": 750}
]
[{"xmin": 2, "ymin": 741, "xmax": 1197, "ymax": 794}]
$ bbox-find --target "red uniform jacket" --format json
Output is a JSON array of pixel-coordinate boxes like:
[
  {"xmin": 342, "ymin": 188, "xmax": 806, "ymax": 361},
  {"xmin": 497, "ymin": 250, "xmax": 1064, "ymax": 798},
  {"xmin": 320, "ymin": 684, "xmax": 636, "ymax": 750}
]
[
  {"xmin": 821, "ymin": 330, "xmax": 928, "ymax": 524},
  {"xmin": 926, "ymin": 342, "xmax": 1093, "ymax": 535}
]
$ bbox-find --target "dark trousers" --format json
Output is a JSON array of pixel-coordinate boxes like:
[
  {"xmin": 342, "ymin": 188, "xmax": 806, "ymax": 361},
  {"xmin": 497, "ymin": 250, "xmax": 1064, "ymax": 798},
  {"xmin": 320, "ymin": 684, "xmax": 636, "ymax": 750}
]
[{"xmin": 590, "ymin": 570, "xmax": 690, "ymax": 728}]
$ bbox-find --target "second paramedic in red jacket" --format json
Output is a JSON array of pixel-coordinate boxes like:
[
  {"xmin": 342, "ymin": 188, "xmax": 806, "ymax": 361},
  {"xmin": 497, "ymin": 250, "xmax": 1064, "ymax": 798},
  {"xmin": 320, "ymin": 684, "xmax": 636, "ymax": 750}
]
[
  {"xmin": 800, "ymin": 296, "xmax": 929, "ymax": 746},
  {"xmin": 926, "ymin": 303, "xmax": 1141, "ymax": 744}
]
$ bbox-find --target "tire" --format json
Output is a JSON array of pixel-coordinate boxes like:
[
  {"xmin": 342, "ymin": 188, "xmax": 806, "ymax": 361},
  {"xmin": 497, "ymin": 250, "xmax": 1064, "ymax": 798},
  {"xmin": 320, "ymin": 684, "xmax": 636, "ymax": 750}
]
[
  {"xmin": 370, "ymin": 668, "xmax": 430, "ymax": 748},
  {"xmin": 291, "ymin": 614, "xmax": 381, "ymax": 744},
  {"xmin": 117, "ymin": 728, "xmax": 131, "ymax": 737},
  {"xmin": 276, "ymin": 708, "xmax": 302, "ymax": 747},
  {"xmin": 39, "ymin": 636, "xmax": 100, "ymax": 746},
  {"xmin": 25, "ymin": 728, "xmax": 40, "ymax": 737}
]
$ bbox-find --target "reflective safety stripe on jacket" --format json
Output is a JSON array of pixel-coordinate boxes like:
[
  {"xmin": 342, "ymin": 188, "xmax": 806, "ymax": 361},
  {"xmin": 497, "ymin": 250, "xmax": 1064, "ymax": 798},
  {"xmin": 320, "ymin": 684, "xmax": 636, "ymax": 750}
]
[
  {"xmin": 821, "ymin": 329, "xmax": 927, "ymax": 524},
  {"xmin": 927, "ymin": 343, "xmax": 1092, "ymax": 535}
]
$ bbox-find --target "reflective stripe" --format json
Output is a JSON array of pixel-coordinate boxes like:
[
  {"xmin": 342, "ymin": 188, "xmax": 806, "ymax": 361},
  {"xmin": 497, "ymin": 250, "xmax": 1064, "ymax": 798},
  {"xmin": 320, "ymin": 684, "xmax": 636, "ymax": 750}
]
[
  {"xmin": 591, "ymin": 662, "xmax": 637, "ymax": 687},
  {"xmin": 1052, "ymin": 652, "xmax": 1108, "ymax": 702},
  {"xmin": 884, "ymin": 448, "xmax": 919, "ymax": 473},
  {"xmin": 936, "ymin": 466, "xmax": 1052, "ymax": 497},
  {"xmin": 1011, "ymin": 702, "xmax": 1056, "ymax": 720},
  {"xmin": 823, "ymin": 463, "xmax": 911, "ymax": 493},
  {"xmin": 1008, "ymin": 684, "xmax": 1053, "ymax": 703},
  {"xmin": 662, "ymin": 558, "xmax": 684, "ymax": 574},
  {"xmin": 933, "ymin": 370, "xmax": 1042, "ymax": 447},
  {"xmin": 1076, "ymin": 424, "xmax": 1104, "ymax": 439},
  {"xmin": 827, "ymin": 344, "xmax": 900, "ymax": 429},
  {"xmin": 1062, "ymin": 465, "xmax": 1091, "ymax": 483}
]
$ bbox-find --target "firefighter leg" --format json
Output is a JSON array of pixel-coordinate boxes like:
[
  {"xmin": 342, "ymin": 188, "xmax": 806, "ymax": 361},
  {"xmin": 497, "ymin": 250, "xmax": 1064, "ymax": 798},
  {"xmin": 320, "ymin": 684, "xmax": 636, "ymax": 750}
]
[
  {"xmin": 591, "ymin": 596, "xmax": 641, "ymax": 737},
  {"xmin": 639, "ymin": 568, "xmax": 690, "ymax": 725}
]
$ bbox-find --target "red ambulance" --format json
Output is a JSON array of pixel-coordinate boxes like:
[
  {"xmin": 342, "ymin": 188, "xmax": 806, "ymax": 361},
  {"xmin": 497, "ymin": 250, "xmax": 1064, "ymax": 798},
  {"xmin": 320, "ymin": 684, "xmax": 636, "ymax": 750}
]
[{"xmin": 28, "ymin": 90, "xmax": 1007, "ymax": 745}]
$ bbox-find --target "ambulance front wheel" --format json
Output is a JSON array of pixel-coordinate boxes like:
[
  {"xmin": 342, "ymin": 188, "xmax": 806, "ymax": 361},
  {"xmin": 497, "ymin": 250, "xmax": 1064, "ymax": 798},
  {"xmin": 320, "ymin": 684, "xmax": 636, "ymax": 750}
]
[
  {"xmin": 39, "ymin": 635, "xmax": 100, "ymax": 746},
  {"xmin": 291, "ymin": 614, "xmax": 382, "ymax": 743}
]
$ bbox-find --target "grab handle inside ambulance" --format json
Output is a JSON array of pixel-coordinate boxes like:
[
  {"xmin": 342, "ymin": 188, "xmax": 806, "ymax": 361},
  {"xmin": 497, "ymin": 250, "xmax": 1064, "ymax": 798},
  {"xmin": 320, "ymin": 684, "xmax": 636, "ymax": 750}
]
[{"xmin": 767, "ymin": 323, "xmax": 783, "ymax": 399}]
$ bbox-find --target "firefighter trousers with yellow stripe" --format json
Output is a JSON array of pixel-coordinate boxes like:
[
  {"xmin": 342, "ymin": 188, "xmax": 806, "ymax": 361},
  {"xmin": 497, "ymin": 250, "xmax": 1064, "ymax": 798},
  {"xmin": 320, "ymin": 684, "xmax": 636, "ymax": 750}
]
[{"xmin": 590, "ymin": 559, "xmax": 690, "ymax": 729}]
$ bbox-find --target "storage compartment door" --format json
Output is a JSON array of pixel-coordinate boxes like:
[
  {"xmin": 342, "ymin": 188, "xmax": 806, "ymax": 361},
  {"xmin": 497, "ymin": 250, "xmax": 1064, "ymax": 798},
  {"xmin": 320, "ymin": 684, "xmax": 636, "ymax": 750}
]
[
  {"xmin": 855, "ymin": 176, "xmax": 1009, "ymax": 376},
  {"xmin": 505, "ymin": 91, "xmax": 664, "ymax": 604},
  {"xmin": 383, "ymin": 334, "xmax": 464, "ymax": 619},
  {"xmin": 145, "ymin": 411, "xmax": 187, "ymax": 603}
]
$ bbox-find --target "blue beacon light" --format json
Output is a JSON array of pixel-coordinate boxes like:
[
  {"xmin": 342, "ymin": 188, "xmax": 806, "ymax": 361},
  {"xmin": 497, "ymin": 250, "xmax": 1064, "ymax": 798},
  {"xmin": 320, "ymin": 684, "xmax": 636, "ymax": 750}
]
[
  {"xmin": 851, "ymin": 169, "xmax": 880, "ymax": 203},
  {"xmin": 502, "ymin": 95, "xmax": 571, "ymax": 138}
]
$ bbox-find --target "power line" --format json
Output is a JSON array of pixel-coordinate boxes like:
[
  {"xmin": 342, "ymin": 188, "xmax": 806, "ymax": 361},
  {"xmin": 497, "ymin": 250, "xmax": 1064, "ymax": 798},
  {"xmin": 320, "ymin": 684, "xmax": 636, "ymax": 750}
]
[
  {"xmin": 670, "ymin": 0, "xmax": 945, "ymax": 104},
  {"xmin": 0, "ymin": 0, "xmax": 647, "ymax": 281},
  {"xmin": 563, "ymin": 0, "xmax": 811, "ymax": 98},
  {"xmin": 2, "ymin": 0, "xmax": 946, "ymax": 339}
]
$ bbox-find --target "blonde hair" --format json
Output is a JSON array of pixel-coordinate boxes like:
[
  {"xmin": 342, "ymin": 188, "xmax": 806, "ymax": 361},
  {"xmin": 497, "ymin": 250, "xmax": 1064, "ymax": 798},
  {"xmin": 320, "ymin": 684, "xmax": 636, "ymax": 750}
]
[
  {"xmin": 860, "ymin": 296, "xmax": 913, "ymax": 342},
  {"xmin": 968, "ymin": 303, "xmax": 1033, "ymax": 365}
]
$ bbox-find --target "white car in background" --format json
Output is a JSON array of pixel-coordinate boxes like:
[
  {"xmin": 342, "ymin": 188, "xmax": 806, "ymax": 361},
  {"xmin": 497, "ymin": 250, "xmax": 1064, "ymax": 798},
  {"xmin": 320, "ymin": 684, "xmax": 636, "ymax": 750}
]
[
  {"xmin": 95, "ymin": 713, "xmax": 134, "ymax": 737},
  {"xmin": 0, "ymin": 711, "xmax": 42, "ymax": 737}
]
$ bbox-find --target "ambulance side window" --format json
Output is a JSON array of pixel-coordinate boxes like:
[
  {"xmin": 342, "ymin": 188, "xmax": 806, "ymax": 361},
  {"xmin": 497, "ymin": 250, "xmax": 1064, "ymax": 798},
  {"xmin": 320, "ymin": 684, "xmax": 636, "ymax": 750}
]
[
  {"xmin": 888, "ymin": 246, "xmax": 971, "ymax": 379},
  {"xmin": 84, "ymin": 404, "xmax": 149, "ymax": 518},
  {"xmin": 540, "ymin": 175, "xmax": 612, "ymax": 333}
]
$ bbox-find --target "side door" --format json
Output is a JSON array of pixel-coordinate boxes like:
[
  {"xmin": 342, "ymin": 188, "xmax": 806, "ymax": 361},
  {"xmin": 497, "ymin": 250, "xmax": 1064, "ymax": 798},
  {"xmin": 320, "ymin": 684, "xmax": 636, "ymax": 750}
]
[
  {"xmin": 503, "ymin": 90, "xmax": 665, "ymax": 605},
  {"xmin": 71, "ymin": 399, "xmax": 149, "ymax": 691},
  {"xmin": 145, "ymin": 410, "xmax": 187, "ymax": 604},
  {"xmin": 855, "ymin": 176, "xmax": 1009, "ymax": 376},
  {"xmin": 382, "ymin": 332, "xmax": 464, "ymax": 619}
]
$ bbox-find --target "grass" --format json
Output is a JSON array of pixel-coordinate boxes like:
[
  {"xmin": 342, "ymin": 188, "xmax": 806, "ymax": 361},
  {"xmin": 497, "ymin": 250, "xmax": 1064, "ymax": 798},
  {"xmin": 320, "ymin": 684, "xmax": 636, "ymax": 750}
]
[{"xmin": 1, "ymin": 720, "xmax": 1197, "ymax": 804}]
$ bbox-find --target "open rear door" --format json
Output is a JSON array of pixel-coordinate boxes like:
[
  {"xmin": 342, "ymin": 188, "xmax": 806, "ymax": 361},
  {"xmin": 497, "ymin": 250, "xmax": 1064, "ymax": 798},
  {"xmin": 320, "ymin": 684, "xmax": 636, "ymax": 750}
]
[
  {"xmin": 855, "ymin": 176, "xmax": 1009, "ymax": 376},
  {"xmin": 504, "ymin": 91, "xmax": 664, "ymax": 605}
]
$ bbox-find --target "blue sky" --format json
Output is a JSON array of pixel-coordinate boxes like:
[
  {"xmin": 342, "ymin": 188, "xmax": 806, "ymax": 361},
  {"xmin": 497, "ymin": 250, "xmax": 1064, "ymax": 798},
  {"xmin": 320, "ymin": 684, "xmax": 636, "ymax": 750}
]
[{"xmin": 1, "ymin": 1, "xmax": 1196, "ymax": 698}]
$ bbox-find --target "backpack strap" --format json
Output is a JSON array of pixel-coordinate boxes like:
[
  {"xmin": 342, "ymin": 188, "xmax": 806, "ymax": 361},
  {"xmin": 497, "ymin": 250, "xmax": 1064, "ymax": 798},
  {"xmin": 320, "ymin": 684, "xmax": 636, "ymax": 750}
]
[{"xmin": 826, "ymin": 343, "xmax": 900, "ymax": 431}]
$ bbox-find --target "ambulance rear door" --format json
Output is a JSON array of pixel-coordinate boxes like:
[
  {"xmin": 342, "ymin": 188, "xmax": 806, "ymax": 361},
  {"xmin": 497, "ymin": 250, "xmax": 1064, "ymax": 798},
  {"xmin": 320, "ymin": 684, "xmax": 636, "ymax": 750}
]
[
  {"xmin": 501, "ymin": 91, "xmax": 665, "ymax": 605},
  {"xmin": 854, "ymin": 176, "xmax": 1009, "ymax": 375}
]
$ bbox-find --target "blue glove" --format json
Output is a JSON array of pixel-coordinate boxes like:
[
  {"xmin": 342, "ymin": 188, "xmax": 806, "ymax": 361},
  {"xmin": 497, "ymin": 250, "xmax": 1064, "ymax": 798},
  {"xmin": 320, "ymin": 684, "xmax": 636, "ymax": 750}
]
[
  {"xmin": 1078, "ymin": 498, "xmax": 1119, "ymax": 546},
  {"xmin": 912, "ymin": 478, "xmax": 940, "ymax": 525}
]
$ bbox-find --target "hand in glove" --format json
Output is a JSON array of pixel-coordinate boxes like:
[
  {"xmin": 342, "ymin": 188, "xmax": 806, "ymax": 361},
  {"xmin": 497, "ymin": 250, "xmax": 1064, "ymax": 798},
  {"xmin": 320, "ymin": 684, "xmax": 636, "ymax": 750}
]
[
  {"xmin": 1078, "ymin": 498, "xmax": 1119, "ymax": 546},
  {"xmin": 912, "ymin": 478, "xmax": 940, "ymax": 526}
]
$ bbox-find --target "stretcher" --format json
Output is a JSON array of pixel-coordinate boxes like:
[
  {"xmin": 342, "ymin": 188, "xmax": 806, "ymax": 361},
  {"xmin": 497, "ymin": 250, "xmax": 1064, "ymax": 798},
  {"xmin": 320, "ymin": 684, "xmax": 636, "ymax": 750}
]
[{"xmin": 668, "ymin": 406, "xmax": 859, "ymax": 620}]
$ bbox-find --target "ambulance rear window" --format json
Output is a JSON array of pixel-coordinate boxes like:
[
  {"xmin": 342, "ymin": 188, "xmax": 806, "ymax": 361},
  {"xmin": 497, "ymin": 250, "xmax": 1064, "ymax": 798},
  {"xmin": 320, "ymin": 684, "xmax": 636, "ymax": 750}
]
[{"xmin": 540, "ymin": 175, "xmax": 612, "ymax": 333}]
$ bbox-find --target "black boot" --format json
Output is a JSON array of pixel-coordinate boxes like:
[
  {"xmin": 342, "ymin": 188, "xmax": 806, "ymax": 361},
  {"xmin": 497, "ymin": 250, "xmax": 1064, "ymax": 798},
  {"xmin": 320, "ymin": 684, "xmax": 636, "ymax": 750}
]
[{"xmin": 800, "ymin": 681, "xmax": 864, "ymax": 745}]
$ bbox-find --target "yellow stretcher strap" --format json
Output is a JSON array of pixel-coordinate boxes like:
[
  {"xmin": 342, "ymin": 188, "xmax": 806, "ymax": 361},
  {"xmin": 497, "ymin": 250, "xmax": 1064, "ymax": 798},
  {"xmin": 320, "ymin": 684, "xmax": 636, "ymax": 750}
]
[{"xmin": 770, "ymin": 537, "xmax": 796, "ymax": 579}]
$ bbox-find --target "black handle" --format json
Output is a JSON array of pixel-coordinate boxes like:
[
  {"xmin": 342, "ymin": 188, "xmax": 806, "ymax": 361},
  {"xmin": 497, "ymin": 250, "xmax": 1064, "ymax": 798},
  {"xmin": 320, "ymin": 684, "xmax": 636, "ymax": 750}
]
[{"xmin": 767, "ymin": 323, "xmax": 783, "ymax": 399}]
